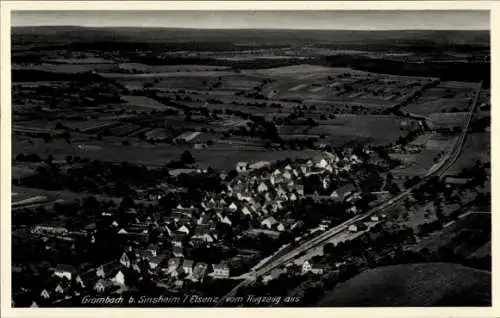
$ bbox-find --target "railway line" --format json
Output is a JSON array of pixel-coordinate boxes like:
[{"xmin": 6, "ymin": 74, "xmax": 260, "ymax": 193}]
[{"xmin": 216, "ymin": 81, "xmax": 482, "ymax": 306}]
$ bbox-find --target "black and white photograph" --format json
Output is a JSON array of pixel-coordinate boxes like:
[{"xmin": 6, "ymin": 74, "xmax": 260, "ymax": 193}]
[{"xmin": 5, "ymin": 5, "xmax": 492, "ymax": 310}]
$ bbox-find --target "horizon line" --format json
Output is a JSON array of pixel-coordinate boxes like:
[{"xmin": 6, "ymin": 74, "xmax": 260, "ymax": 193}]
[{"xmin": 12, "ymin": 25, "xmax": 490, "ymax": 31}]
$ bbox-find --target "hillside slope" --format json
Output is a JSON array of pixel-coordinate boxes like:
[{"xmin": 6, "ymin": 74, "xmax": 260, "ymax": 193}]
[{"xmin": 316, "ymin": 262, "xmax": 491, "ymax": 307}]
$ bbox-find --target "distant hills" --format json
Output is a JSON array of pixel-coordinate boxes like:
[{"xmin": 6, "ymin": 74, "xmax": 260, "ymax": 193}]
[{"xmin": 12, "ymin": 26, "xmax": 490, "ymax": 48}]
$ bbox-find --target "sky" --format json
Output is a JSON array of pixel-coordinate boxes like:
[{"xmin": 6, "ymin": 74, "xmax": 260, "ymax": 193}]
[{"xmin": 12, "ymin": 10, "xmax": 489, "ymax": 30}]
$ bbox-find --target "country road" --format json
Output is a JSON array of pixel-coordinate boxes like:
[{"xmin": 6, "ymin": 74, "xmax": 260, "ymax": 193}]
[{"xmin": 216, "ymin": 81, "xmax": 482, "ymax": 306}]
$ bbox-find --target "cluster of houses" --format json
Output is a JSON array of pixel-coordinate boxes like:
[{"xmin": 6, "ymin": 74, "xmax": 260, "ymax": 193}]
[
  {"xmin": 29, "ymin": 242, "xmax": 232, "ymax": 307},
  {"xmin": 223, "ymin": 151, "xmax": 365, "ymax": 229},
  {"xmin": 21, "ymin": 149, "xmax": 380, "ymax": 306}
]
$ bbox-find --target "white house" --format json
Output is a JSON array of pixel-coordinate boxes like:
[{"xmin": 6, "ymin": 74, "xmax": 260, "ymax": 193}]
[
  {"xmin": 351, "ymin": 154, "xmax": 362, "ymax": 164},
  {"xmin": 322, "ymin": 178, "xmax": 330, "ymax": 190},
  {"xmin": 221, "ymin": 216, "xmax": 232, "ymax": 226},
  {"xmin": 236, "ymin": 162, "xmax": 249, "ymax": 173},
  {"xmin": 316, "ymin": 158, "xmax": 329, "ymax": 169},
  {"xmin": 55, "ymin": 284, "xmax": 64, "ymax": 294},
  {"xmin": 96, "ymin": 265, "xmax": 105, "ymax": 278},
  {"xmin": 178, "ymin": 225, "xmax": 190, "ymax": 235},
  {"xmin": 283, "ymin": 171, "xmax": 292, "ymax": 180},
  {"xmin": 112, "ymin": 270, "xmax": 125, "ymax": 286},
  {"xmin": 212, "ymin": 263, "xmax": 230, "ymax": 279},
  {"xmin": 330, "ymin": 191, "xmax": 339, "ymax": 199},
  {"xmin": 276, "ymin": 186, "xmax": 286, "ymax": 198},
  {"xmin": 347, "ymin": 206, "xmax": 358, "ymax": 215},
  {"xmin": 261, "ymin": 216, "xmax": 278, "ymax": 229},
  {"xmin": 229, "ymin": 202, "xmax": 238, "ymax": 212},
  {"xmin": 94, "ymin": 280, "xmax": 107, "ymax": 293},
  {"xmin": 131, "ymin": 263, "xmax": 141, "ymax": 273},
  {"xmin": 348, "ymin": 224, "xmax": 358, "ymax": 232},
  {"xmin": 117, "ymin": 228, "xmax": 128, "ymax": 235},
  {"xmin": 257, "ymin": 182, "xmax": 268, "ymax": 193},
  {"xmin": 301, "ymin": 260, "xmax": 312, "ymax": 275},
  {"xmin": 241, "ymin": 206, "xmax": 252, "ymax": 216},
  {"xmin": 119, "ymin": 252, "xmax": 131, "ymax": 268},
  {"xmin": 277, "ymin": 223, "xmax": 285, "ymax": 232},
  {"xmin": 289, "ymin": 193, "xmax": 297, "ymax": 201},
  {"xmin": 40, "ymin": 289, "xmax": 50, "ymax": 299},
  {"xmin": 182, "ymin": 260, "xmax": 194, "ymax": 276},
  {"xmin": 270, "ymin": 175, "xmax": 276, "ymax": 185},
  {"xmin": 370, "ymin": 216, "xmax": 380, "ymax": 222},
  {"xmin": 249, "ymin": 161, "xmax": 271, "ymax": 170},
  {"xmin": 167, "ymin": 258, "xmax": 182, "ymax": 276},
  {"xmin": 53, "ymin": 264, "xmax": 77, "ymax": 281}
]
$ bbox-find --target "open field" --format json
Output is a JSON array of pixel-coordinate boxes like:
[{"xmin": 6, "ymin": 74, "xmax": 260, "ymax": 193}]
[
  {"xmin": 447, "ymin": 132, "xmax": 490, "ymax": 175},
  {"xmin": 117, "ymin": 63, "xmax": 229, "ymax": 73},
  {"xmin": 468, "ymin": 241, "xmax": 491, "ymax": 259},
  {"xmin": 12, "ymin": 165, "xmax": 37, "ymax": 179},
  {"xmin": 396, "ymin": 201, "xmax": 438, "ymax": 231},
  {"xmin": 119, "ymin": 95, "xmax": 178, "ymax": 111},
  {"xmin": 316, "ymin": 263, "xmax": 491, "ymax": 306},
  {"xmin": 243, "ymin": 64, "xmax": 351, "ymax": 78},
  {"xmin": 391, "ymin": 134, "xmax": 457, "ymax": 177},
  {"xmin": 409, "ymin": 212, "xmax": 490, "ymax": 256},
  {"xmin": 309, "ymin": 116, "xmax": 409, "ymax": 141},
  {"xmin": 391, "ymin": 149, "xmax": 442, "ymax": 177},
  {"xmin": 12, "ymin": 135, "xmax": 317, "ymax": 169},
  {"xmin": 428, "ymin": 113, "xmax": 469, "ymax": 129},
  {"xmin": 100, "ymin": 70, "xmax": 238, "ymax": 79},
  {"xmin": 404, "ymin": 82, "xmax": 477, "ymax": 116},
  {"xmin": 13, "ymin": 62, "xmax": 116, "ymax": 74},
  {"xmin": 265, "ymin": 73, "xmax": 433, "ymax": 107},
  {"xmin": 278, "ymin": 115, "xmax": 415, "ymax": 146}
]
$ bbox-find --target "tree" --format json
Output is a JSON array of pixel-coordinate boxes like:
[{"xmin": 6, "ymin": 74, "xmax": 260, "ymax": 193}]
[
  {"xmin": 119, "ymin": 196, "xmax": 135, "ymax": 211},
  {"xmin": 181, "ymin": 150, "xmax": 195, "ymax": 164}
]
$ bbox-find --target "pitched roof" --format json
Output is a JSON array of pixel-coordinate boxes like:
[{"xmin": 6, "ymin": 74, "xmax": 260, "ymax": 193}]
[
  {"xmin": 261, "ymin": 216, "xmax": 278, "ymax": 226},
  {"xmin": 54, "ymin": 264, "xmax": 77, "ymax": 273}
]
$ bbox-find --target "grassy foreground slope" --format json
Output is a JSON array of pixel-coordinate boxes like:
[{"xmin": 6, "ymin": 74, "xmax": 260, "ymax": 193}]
[{"xmin": 316, "ymin": 263, "xmax": 491, "ymax": 307}]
